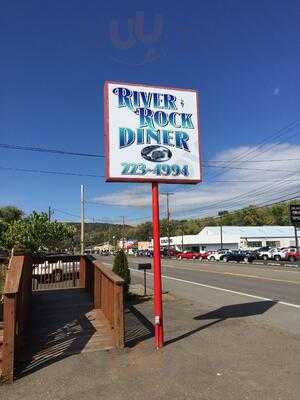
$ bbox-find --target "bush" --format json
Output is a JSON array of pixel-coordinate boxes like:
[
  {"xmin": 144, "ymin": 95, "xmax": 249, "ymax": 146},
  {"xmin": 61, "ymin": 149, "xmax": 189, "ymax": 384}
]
[
  {"xmin": 112, "ymin": 250, "xmax": 131, "ymax": 293},
  {"xmin": 0, "ymin": 264, "xmax": 6, "ymax": 305}
]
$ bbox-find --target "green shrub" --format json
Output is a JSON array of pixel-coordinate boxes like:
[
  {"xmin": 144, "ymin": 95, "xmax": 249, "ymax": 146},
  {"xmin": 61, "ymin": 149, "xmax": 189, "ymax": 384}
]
[
  {"xmin": 0, "ymin": 264, "xmax": 6, "ymax": 299},
  {"xmin": 112, "ymin": 250, "xmax": 131, "ymax": 293}
]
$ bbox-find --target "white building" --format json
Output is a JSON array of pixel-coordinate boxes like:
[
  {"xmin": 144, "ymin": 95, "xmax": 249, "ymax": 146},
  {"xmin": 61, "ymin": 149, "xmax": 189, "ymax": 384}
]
[{"xmin": 158, "ymin": 226, "xmax": 297, "ymax": 251}]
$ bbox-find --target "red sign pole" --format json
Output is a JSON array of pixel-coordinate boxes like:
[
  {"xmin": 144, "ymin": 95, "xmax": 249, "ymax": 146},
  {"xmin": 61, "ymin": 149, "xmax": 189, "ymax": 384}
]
[{"xmin": 151, "ymin": 182, "xmax": 164, "ymax": 349}]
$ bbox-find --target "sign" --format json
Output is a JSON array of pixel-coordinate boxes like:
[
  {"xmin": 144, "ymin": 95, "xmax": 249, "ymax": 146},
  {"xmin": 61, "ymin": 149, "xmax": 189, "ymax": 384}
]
[
  {"xmin": 137, "ymin": 263, "xmax": 152, "ymax": 270},
  {"xmin": 104, "ymin": 81, "xmax": 201, "ymax": 183},
  {"xmin": 290, "ymin": 204, "xmax": 300, "ymax": 226}
]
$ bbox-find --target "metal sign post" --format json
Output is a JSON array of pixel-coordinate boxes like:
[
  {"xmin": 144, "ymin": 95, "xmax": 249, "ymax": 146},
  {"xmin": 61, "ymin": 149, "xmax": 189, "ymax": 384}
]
[
  {"xmin": 137, "ymin": 262, "xmax": 152, "ymax": 296},
  {"xmin": 104, "ymin": 81, "xmax": 201, "ymax": 350},
  {"xmin": 152, "ymin": 182, "xmax": 164, "ymax": 349}
]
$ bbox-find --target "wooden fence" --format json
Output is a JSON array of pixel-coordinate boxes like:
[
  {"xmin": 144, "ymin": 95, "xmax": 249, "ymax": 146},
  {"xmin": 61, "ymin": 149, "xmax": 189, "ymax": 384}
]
[
  {"xmin": 32, "ymin": 255, "xmax": 81, "ymax": 290},
  {"xmin": 80, "ymin": 256, "xmax": 124, "ymax": 349},
  {"xmin": 1, "ymin": 254, "xmax": 124, "ymax": 383},
  {"xmin": 1, "ymin": 255, "xmax": 33, "ymax": 383}
]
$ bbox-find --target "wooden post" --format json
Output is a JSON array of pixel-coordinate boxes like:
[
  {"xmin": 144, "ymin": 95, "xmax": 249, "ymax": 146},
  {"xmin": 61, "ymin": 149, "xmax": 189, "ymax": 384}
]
[
  {"xmin": 79, "ymin": 256, "xmax": 86, "ymax": 289},
  {"xmin": 113, "ymin": 284, "xmax": 124, "ymax": 348},
  {"xmin": 94, "ymin": 268, "xmax": 102, "ymax": 309},
  {"xmin": 2, "ymin": 295, "xmax": 16, "ymax": 384}
]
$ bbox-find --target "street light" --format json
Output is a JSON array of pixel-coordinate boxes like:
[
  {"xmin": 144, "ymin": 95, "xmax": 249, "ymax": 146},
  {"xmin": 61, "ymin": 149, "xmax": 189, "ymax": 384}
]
[{"xmin": 218, "ymin": 210, "xmax": 229, "ymax": 250}]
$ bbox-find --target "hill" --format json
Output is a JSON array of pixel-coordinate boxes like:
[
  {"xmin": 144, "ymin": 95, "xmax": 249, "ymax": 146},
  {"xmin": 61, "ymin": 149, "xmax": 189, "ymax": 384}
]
[{"xmin": 71, "ymin": 202, "xmax": 291, "ymax": 246}]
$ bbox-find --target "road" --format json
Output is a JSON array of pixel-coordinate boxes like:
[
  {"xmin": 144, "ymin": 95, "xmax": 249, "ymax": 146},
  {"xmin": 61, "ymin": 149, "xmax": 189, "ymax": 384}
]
[{"xmin": 97, "ymin": 255, "xmax": 300, "ymax": 335}]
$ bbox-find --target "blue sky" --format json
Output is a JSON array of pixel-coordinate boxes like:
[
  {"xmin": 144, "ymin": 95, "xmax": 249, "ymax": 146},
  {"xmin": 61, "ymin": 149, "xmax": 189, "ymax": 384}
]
[{"xmin": 1, "ymin": 0, "xmax": 300, "ymax": 223}]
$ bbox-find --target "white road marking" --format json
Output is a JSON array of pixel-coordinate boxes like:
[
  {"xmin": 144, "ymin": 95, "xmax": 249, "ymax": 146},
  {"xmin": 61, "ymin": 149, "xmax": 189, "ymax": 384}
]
[{"xmin": 129, "ymin": 268, "xmax": 300, "ymax": 309}]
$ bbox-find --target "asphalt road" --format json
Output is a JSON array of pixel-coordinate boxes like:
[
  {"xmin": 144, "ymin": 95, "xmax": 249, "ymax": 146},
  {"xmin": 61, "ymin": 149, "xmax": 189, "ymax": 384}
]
[{"xmin": 97, "ymin": 255, "xmax": 300, "ymax": 335}]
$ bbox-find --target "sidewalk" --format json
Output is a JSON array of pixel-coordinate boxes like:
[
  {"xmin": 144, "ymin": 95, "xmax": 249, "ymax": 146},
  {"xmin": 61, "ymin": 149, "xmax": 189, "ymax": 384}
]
[{"xmin": 1, "ymin": 286, "xmax": 299, "ymax": 400}]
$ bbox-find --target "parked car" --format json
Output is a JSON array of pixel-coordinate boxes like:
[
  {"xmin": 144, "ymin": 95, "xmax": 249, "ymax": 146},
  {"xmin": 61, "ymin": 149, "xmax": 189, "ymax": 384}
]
[
  {"xmin": 220, "ymin": 250, "xmax": 255, "ymax": 263},
  {"xmin": 285, "ymin": 250, "xmax": 300, "ymax": 262},
  {"xmin": 208, "ymin": 249, "xmax": 230, "ymax": 261},
  {"xmin": 198, "ymin": 251, "xmax": 209, "ymax": 261},
  {"xmin": 258, "ymin": 248, "xmax": 287, "ymax": 261},
  {"xmin": 161, "ymin": 248, "xmax": 178, "ymax": 258},
  {"xmin": 176, "ymin": 251, "xmax": 201, "ymax": 260}
]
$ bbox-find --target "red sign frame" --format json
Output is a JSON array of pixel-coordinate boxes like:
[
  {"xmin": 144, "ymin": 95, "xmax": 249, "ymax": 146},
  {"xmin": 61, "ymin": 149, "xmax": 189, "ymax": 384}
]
[{"xmin": 103, "ymin": 80, "xmax": 202, "ymax": 184}]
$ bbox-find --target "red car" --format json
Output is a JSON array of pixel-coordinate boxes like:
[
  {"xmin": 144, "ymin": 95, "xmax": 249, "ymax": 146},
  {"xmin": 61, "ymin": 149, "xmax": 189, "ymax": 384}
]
[
  {"xmin": 285, "ymin": 251, "xmax": 300, "ymax": 262},
  {"xmin": 199, "ymin": 252, "xmax": 209, "ymax": 260},
  {"xmin": 176, "ymin": 251, "xmax": 209, "ymax": 260}
]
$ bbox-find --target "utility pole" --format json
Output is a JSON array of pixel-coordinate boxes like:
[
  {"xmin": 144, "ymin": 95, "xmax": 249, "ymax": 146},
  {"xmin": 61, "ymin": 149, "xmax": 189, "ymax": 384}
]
[
  {"xmin": 294, "ymin": 226, "xmax": 299, "ymax": 252},
  {"xmin": 80, "ymin": 185, "xmax": 85, "ymax": 255},
  {"xmin": 218, "ymin": 210, "xmax": 228, "ymax": 250},
  {"xmin": 48, "ymin": 206, "xmax": 52, "ymax": 221},
  {"xmin": 162, "ymin": 192, "xmax": 174, "ymax": 257},
  {"xmin": 181, "ymin": 224, "xmax": 184, "ymax": 251},
  {"xmin": 122, "ymin": 216, "xmax": 125, "ymax": 251}
]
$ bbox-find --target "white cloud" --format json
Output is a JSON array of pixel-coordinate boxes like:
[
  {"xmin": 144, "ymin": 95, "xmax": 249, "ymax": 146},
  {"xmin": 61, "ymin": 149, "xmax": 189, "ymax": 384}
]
[
  {"xmin": 92, "ymin": 143, "xmax": 300, "ymax": 220},
  {"xmin": 273, "ymin": 87, "xmax": 280, "ymax": 96}
]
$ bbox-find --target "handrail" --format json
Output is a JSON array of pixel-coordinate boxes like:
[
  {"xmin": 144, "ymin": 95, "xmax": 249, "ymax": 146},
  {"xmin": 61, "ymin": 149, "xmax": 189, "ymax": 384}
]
[
  {"xmin": 82, "ymin": 256, "xmax": 125, "ymax": 348},
  {"xmin": 1, "ymin": 254, "xmax": 125, "ymax": 383},
  {"xmin": 33, "ymin": 254, "xmax": 80, "ymax": 264},
  {"xmin": 1, "ymin": 255, "xmax": 33, "ymax": 383},
  {"xmin": 92, "ymin": 259, "xmax": 124, "ymax": 285},
  {"xmin": 3, "ymin": 256, "xmax": 25, "ymax": 295}
]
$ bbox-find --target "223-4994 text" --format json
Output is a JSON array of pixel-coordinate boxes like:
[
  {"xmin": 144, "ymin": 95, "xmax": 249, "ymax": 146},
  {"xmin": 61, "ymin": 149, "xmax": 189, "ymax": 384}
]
[{"xmin": 121, "ymin": 162, "xmax": 189, "ymax": 177}]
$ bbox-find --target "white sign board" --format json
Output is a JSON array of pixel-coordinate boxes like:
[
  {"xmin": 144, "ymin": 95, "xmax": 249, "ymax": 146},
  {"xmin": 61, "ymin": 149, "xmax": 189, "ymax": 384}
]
[{"xmin": 104, "ymin": 81, "xmax": 201, "ymax": 183}]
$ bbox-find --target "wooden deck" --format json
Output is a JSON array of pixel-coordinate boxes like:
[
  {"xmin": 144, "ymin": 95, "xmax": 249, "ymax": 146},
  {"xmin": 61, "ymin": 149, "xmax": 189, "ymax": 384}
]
[{"xmin": 16, "ymin": 288, "xmax": 115, "ymax": 376}]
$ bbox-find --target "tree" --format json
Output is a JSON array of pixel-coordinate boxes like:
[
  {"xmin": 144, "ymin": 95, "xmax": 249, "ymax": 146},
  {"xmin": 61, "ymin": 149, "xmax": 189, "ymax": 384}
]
[
  {"xmin": 0, "ymin": 206, "xmax": 23, "ymax": 223},
  {"xmin": 112, "ymin": 249, "xmax": 131, "ymax": 294},
  {"xmin": 2, "ymin": 211, "xmax": 76, "ymax": 254}
]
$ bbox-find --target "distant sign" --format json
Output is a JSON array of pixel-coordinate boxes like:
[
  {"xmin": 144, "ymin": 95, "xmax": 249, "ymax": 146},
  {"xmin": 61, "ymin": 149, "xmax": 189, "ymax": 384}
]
[
  {"xmin": 104, "ymin": 81, "xmax": 201, "ymax": 183},
  {"xmin": 290, "ymin": 204, "xmax": 300, "ymax": 226}
]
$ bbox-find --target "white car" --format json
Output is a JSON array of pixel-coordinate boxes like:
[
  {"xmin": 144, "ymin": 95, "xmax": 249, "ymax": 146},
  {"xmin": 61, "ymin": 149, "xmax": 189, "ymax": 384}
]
[
  {"xmin": 258, "ymin": 248, "xmax": 287, "ymax": 261},
  {"xmin": 208, "ymin": 250, "xmax": 230, "ymax": 261}
]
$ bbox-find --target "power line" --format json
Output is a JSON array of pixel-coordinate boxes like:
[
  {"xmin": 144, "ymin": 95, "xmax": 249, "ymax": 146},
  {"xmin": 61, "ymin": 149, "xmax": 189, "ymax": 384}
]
[
  {"xmin": 207, "ymin": 158, "xmax": 300, "ymax": 163},
  {"xmin": 175, "ymin": 193, "xmax": 300, "ymax": 221},
  {"xmin": 175, "ymin": 189, "xmax": 300, "ymax": 219},
  {"xmin": 203, "ymin": 118, "xmax": 300, "ymax": 182},
  {"xmin": 1, "ymin": 142, "xmax": 299, "ymax": 164},
  {"xmin": 53, "ymin": 208, "xmax": 81, "ymax": 219},
  {"xmin": 1, "ymin": 163, "xmax": 299, "ymax": 179},
  {"xmin": 203, "ymin": 165, "xmax": 297, "ymax": 173},
  {"xmin": 0, "ymin": 166, "xmax": 104, "ymax": 178},
  {"xmin": 0, "ymin": 143, "xmax": 103, "ymax": 158}
]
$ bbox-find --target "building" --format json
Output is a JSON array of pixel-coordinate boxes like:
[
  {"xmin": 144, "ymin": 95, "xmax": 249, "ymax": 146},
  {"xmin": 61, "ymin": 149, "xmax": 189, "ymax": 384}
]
[
  {"xmin": 92, "ymin": 242, "xmax": 114, "ymax": 252},
  {"xmin": 138, "ymin": 241, "xmax": 152, "ymax": 251},
  {"xmin": 158, "ymin": 226, "xmax": 297, "ymax": 252}
]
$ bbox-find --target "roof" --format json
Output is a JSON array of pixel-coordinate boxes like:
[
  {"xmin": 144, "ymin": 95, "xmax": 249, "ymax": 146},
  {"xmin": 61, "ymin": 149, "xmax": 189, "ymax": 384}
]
[
  {"xmin": 159, "ymin": 226, "xmax": 296, "ymax": 246},
  {"xmin": 199, "ymin": 226, "xmax": 295, "ymax": 239}
]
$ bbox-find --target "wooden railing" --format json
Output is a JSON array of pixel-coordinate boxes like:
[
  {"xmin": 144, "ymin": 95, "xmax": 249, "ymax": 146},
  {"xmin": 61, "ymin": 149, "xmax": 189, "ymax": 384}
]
[
  {"xmin": 1, "ymin": 255, "xmax": 33, "ymax": 383},
  {"xmin": 80, "ymin": 256, "xmax": 125, "ymax": 348},
  {"xmin": 32, "ymin": 255, "xmax": 80, "ymax": 290},
  {"xmin": 1, "ymin": 254, "xmax": 124, "ymax": 383}
]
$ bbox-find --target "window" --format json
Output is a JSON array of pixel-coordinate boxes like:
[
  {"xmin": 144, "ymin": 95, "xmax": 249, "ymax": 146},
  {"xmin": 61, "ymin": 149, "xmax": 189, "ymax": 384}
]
[
  {"xmin": 266, "ymin": 241, "xmax": 280, "ymax": 247},
  {"xmin": 248, "ymin": 241, "xmax": 262, "ymax": 248}
]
